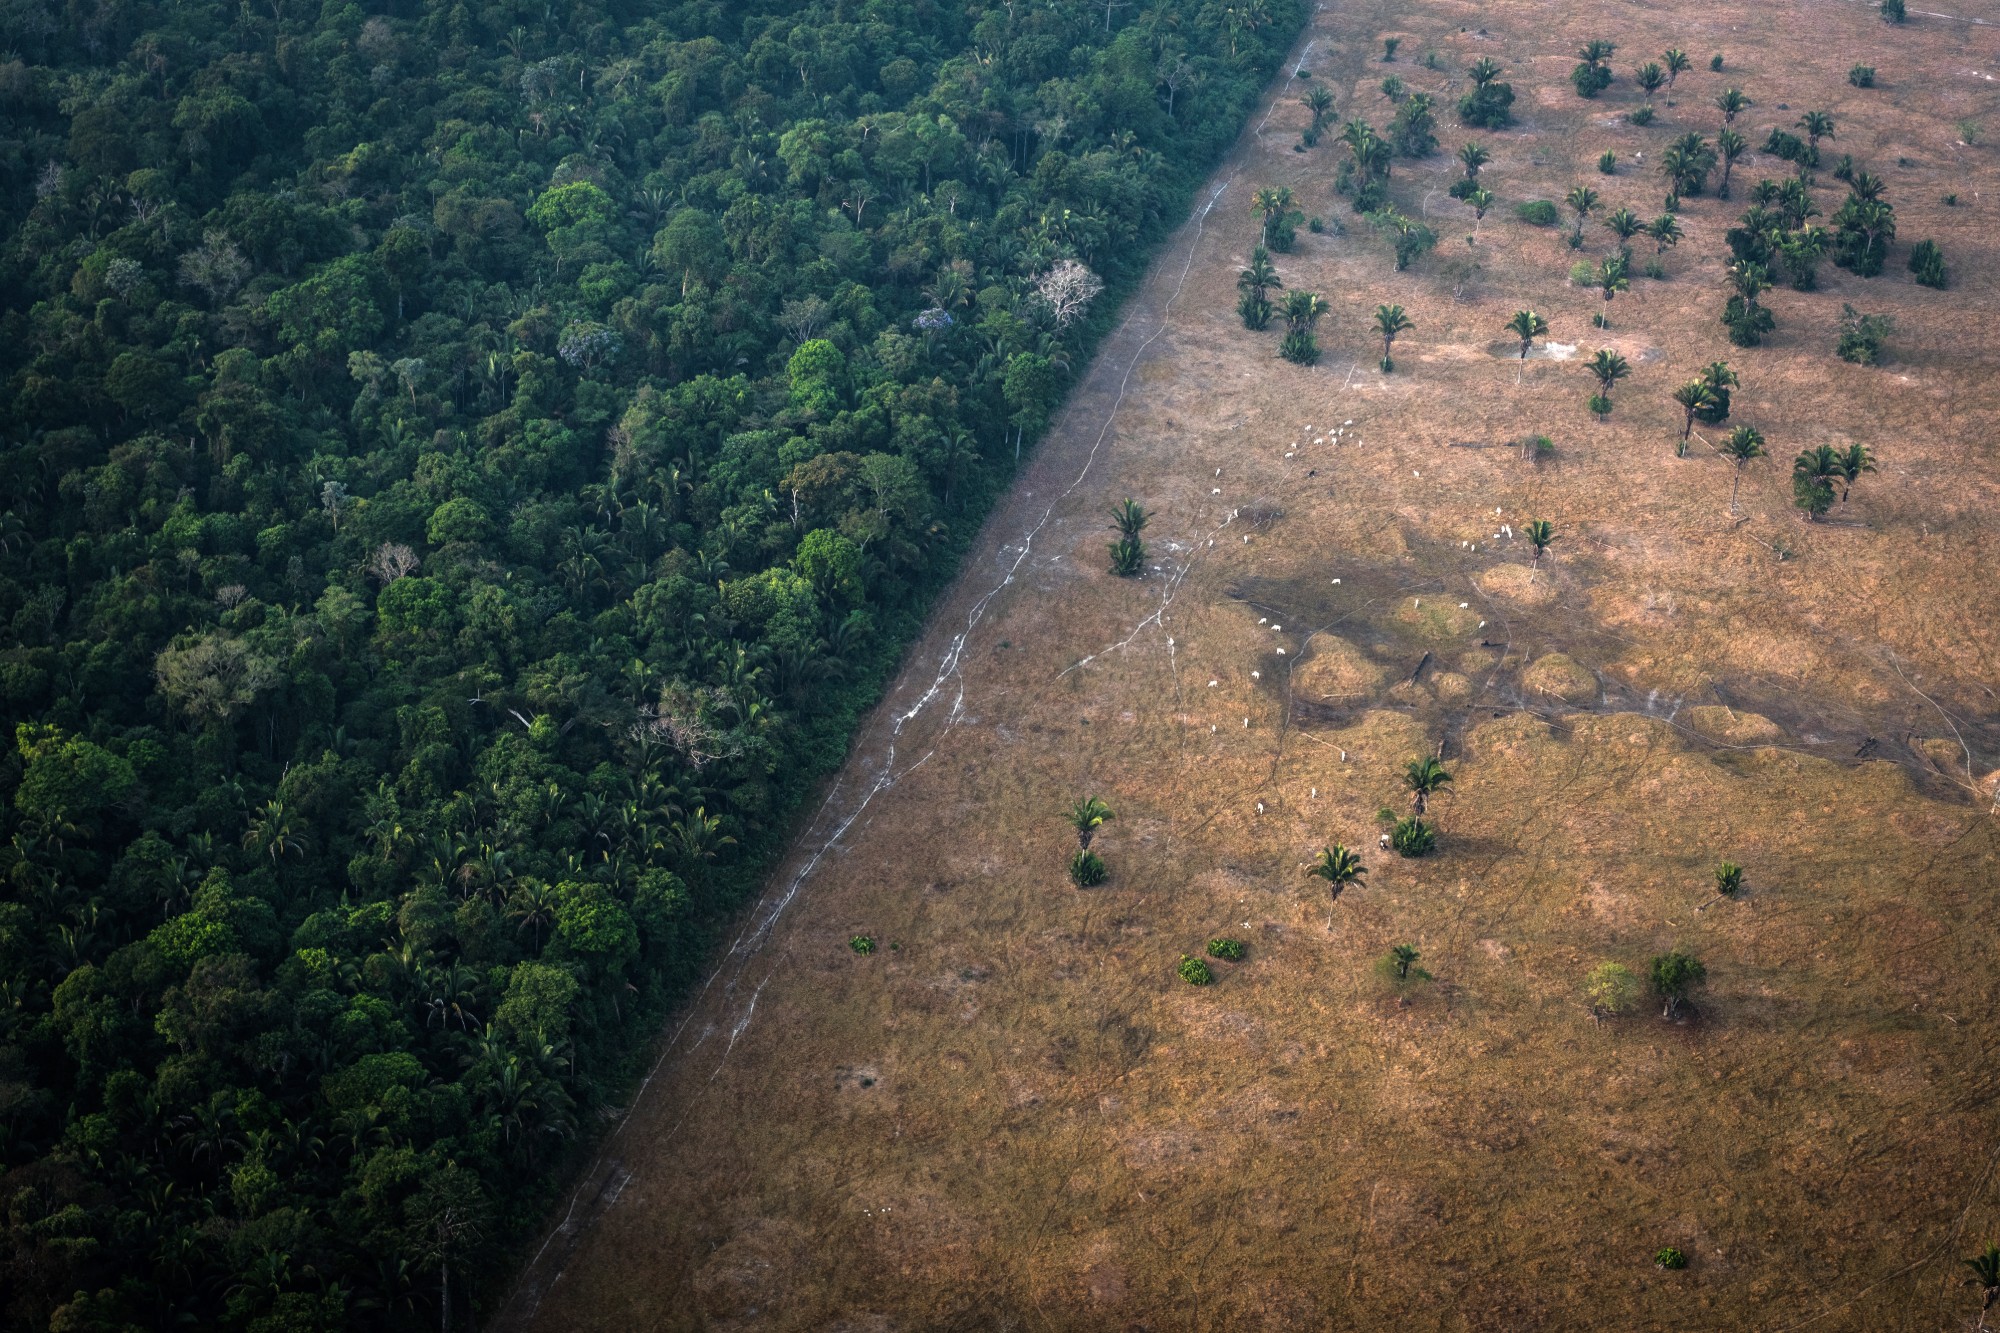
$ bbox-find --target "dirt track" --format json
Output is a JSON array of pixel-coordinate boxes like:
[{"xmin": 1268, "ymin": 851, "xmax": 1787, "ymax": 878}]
[{"xmin": 504, "ymin": 0, "xmax": 2000, "ymax": 1327}]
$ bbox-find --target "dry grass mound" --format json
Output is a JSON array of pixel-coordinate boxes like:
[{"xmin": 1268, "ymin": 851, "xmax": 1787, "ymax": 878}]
[{"xmin": 1522, "ymin": 652, "xmax": 1596, "ymax": 703}]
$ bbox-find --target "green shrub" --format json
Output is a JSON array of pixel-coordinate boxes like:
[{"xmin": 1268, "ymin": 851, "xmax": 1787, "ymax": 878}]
[
  {"xmin": 1709, "ymin": 53, "xmax": 1724, "ymax": 70},
  {"xmin": 1068, "ymin": 848, "xmax": 1108, "ymax": 887},
  {"xmin": 1849, "ymin": 64, "xmax": 1876, "ymax": 87},
  {"xmin": 1308, "ymin": 215, "xmax": 1325, "ymax": 233},
  {"xmin": 1881, "ymin": 0, "xmax": 1905, "ymax": 20},
  {"xmin": 1108, "ymin": 536, "xmax": 1145, "ymax": 576},
  {"xmin": 1655, "ymin": 1247, "xmax": 1688, "ymax": 1270},
  {"xmin": 1910, "ymin": 239, "xmax": 1948, "ymax": 288},
  {"xmin": 1837, "ymin": 304, "xmax": 1893, "ymax": 364},
  {"xmin": 1516, "ymin": 199, "xmax": 1559, "ymax": 226},
  {"xmin": 1598, "ymin": 150, "xmax": 1617, "ymax": 174},
  {"xmin": 1279, "ymin": 330, "xmax": 1320, "ymax": 365},
  {"xmin": 1626, "ymin": 104, "xmax": 1655, "ymax": 126},
  {"xmin": 1587, "ymin": 393, "xmax": 1612, "ymax": 419},
  {"xmin": 849, "ymin": 935, "xmax": 876, "ymax": 954},
  {"xmin": 1392, "ymin": 817, "xmax": 1436, "ymax": 857},
  {"xmin": 1568, "ymin": 260, "xmax": 1596, "ymax": 286},
  {"xmin": 1376, "ymin": 943, "xmax": 1432, "ymax": 986},
  {"xmin": 1642, "ymin": 258, "xmax": 1668, "ymax": 280},
  {"xmin": 1206, "ymin": 938, "xmax": 1246, "ymax": 961},
  {"xmin": 1178, "ymin": 955, "xmax": 1215, "ymax": 985}
]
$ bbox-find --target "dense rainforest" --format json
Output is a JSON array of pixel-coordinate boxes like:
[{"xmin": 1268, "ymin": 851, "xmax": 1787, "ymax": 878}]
[{"xmin": 0, "ymin": 0, "xmax": 1306, "ymax": 1326}]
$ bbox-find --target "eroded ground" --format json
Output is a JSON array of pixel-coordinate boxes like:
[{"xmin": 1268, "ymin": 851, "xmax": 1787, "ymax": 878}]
[{"xmin": 506, "ymin": 0, "xmax": 2000, "ymax": 1327}]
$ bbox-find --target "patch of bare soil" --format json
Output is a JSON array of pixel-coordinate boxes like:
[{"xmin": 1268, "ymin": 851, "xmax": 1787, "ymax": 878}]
[{"xmin": 505, "ymin": 0, "xmax": 2000, "ymax": 1328}]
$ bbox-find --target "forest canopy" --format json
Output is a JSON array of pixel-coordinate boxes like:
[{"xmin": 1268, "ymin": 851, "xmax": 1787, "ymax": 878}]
[{"xmin": 0, "ymin": 0, "xmax": 1305, "ymax": 1327}]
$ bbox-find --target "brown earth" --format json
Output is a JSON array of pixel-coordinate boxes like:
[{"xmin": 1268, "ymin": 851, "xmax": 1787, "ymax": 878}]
[{"xmin": 503, "ymin": 0, "xmax": 2000, "ymax": 1328}]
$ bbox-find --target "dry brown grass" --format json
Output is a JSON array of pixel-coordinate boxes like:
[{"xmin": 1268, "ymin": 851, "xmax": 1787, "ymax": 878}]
[{"xmin": 503, "ymin": 1, "xmax": 2000, "ymax": 1327}]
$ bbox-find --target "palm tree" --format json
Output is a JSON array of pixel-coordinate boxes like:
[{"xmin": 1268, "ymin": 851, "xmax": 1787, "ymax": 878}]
[
  {"xmin": 1594, "ymin": 254, "xmax": 1630, "ymax": 325},
  {"xmin": 1466, "ymin": 186, "xmax": 1494, "ymax": 229},
  {"xmin": 1373, "ymin": 303, "xmax": 1414, "ymax": 371},
  {"xmin": 1588, "ymin": 349, "xmax": 1631, "ymax": 398},
  {"xmin": 1793, "ymin": 445, "xmax": 1842, "ymax": 520},
  {"xmin": 1714, "ymin": 862, "xmax": 1745, "ymax": 897},
  {"xmin": 1237, "ymin": 245, "xmax": 1283, "ymax": 329},
  {"xmin": 1565, "ymin": 184, "xmax": 1600, "ymax": 244},
  {"xmin": 1635, "ymin": 62, "xmax": 1665, "ymax": 97},
  {"xmin": 1525, "ymin": 519, "xmax": 1556, "ymax": 570},
  {"xmin": 1797, "ymin": 110, "xmax": 1836, "ymax": 159},
  {"xmin": 1305, "ymin": 844, "xmax": 1367, "ymax": 924},
  {"xmin": 1715, "ymin": 129, "xmax": 1746, "ymax": 197},
  {"xmin": 1721, "ymin": 425, "xmax": 1766, "ymax": 510},
  {"xmin": 1965, "ymin": 1243, "xmax": 2000, "ymax": 1327},
  {"xmin": 1280, "ymin": 289, "xmax": 1327, "ymax": 364},
  {"xmin": 1112, "ymin": 499, "xmax": 1149, "ymax": 539},
  {"xmin": 1402, "ymin": 755, "xmax": 1452, "ymax": 815},
  {"xmin": 1458, "ymin": 141, "xmax": 1490, "ymax": 179},
  {"xmin": 1673, "ymin": 379, "xmax": 1718, "ymax": 443},
  {"xmin": 1388, "ymin": 943, "xmax": 1422, "ymax": 980},
  {"xmin": 1252, "ymin": 186, "xmax": 1295, "ymax": 247},
  {"xmin": 1662, "ymin": 47, "xmax": 1692, "ymax": 93},
  {"xmin": 1302, "ymin": 85, "xmax": 1336, "ymax": 133},
  {"xmin": 1699, "ymin": 360, "xmax": 1740, "ymax": 424},
  {"xmin": 1835, "ymin": 441, "xmax": 1875, "ymax": 501},
  {"xmin": 1507, "ymin": 308, "xmax": 1548, "ymax": 359},
  {"xmin": 1604, "ymin": 207, "xmax": 1643, "ymax": 254},
  {"xmin": 1066, "ymin": 796, "xmax": 1114, "ymax": 848},
  {"xmin": 1715, "ymin": 87, "xmax": 1750, "ymax": 125},
  {"xmin": 1648, "ymin": 214, "xmax": 1683, "ymax": 254}
]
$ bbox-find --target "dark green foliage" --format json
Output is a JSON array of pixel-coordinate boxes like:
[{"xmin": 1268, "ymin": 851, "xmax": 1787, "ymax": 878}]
[
  {"xmin": 1714, "ymin": 862, "xmax": 1744, "ymax": 897},
  {"xmin": 1836, "ymin": 305, "xmax": 1894, "ymax": 363},
  {"xmin": 1458, "ymin": 60, "xmax": 1517, "ymax": 129},
  {"xmin": 1516, "ymin": 200, "xmax": 1560, "ymax": 227},
  {"xmin": 1069, "ymin": 849, "xmax": 1109, "ymax": 888},
  {"xmin": 1206, "ymin": 938, "xmax": 1246, "ymax": 961},
  {"xmin": 0, "ymin": 0, "xmax": 1310, "ymax": 1326},
  {"xmin": 1832, "ymin": 189, "xmax": 1897, "ymax": 276},
  {"xmin": 1910, "ymin": 239, "xmax": 1950, "ymax": 288},
  {"xmin": 1599, "ymin": 151, "xmax": 1619, "ymax": 175},
  {"xmin": 1391, "ymin": 94, "xmax": 1439, "ymax": 158},
  {"xmin": 1392, "ymin": 818, "xmax": 1437, "ymax": 857},
  {"xmin": 1178, "ymin": 955, "xmax": 1215, "ymax": 986},
  {"xmin": 1383, "ymin": 37, "xmax": 1402, "ymax": 61},
  {"xmin": 1656, "ymin": 1247, "xmax": 1689, "ymax": 1270},
  {"xmin": 1850, "ymin": 65, "xmax": 1877, "ymax": 88},
  {"xmin": 1649, "ymin": 951, "xmax": 1707, "ymax": 1018},
  {"xmin": 1882, "ymin": 0, "xmax": 1906, "ymax": 20},
  {"xmin": 1628, "ymin": 105, "xmax": 1657, "ymax": 127},
  {"xmin": 850, "ymin": 935, "xmax": 877, "ymax": 955},
  {"xmin": 1571, "ymin": 42, "xmax": 1617, "ymax": 98},
  {"xmin": 1710, "ymin": 53, "xmax": 1726, "ymax": 70},
  {"xmin": 1109, "ymin": 537, "xmax": 1147, "ymax": 577},
  {"xmin": 1378, "ymin": 943, "xmax": 1432, "ymax": 985},
  {"xmin": 1722, "ymin": 297, "xmax": 1777, "ymax": 346}
]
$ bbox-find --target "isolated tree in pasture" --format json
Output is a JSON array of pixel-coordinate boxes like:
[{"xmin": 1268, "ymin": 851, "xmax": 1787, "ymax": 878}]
[
  {"xmin": 1280, "ymin": 290, "xmax": 1328, "ymax": 365},
  {"xmin": 1604, "ymin": 208, "xmax": 1643, "ymax": 258},
  {"xmin": 1458, "ymin": 141, "xmax": 1491, "ymax": 179},
  {"xmin": 1402, "ymin": 756, "xmax": 1452, "ymax": 814},
  {"xmin": 1594, "ymin": 254, "xmax": 1631, "ymax": 325},
  {"xmin": 1798, "ymin": 110, "xmax": 1836, "ymax": 160},
  {"xmin": 1066, "ymin": 796, "xmax": 1115, "ymax": 848},
  {"xmin": 1697, "ymin": 360, "xmax": 1739, "ymax": 424},
  {"xmin": 1673, "ymin": 379, "xmax": 1718, "ymax": 443},
  {"xmin": 1387, "ymin": 943, "xmax": 1426, "ymax": 980},
  {"xmin": 1721, "ymin": 425, "xmax": 1766, "ymax": 509},
  {"xmin": 1458, "ymin": 59, "xmax": 1515, "ymax": 128},
  {"xmin": 1649, "ymin": 214, "xmax": 1683, "ymax": 255},
  {"xmin": 1835, "ymin": 441, "xmax": 1875, "ymax": 502},
  {"xmin": 1585, "ymin": 962, "xmax": 1642, "ymax": 1020},
  {"xmin": 1565, "ymin": 185, "xmax": 1601, "ymax": 244},
  {"xmin": 1636, "ymin": 62, "xmax": 1666, "ymax": 98},
  {"xmin": 1237, "ymin": 245, "xmax": 1283, "ymax": 329},
  {"xmin": 1650, "ymin": 950, "xmax": 1707, "ymax": 1019},
  {"xmin": 1572, "ymin": 40, "xmax": 1616, "ymax": 98},
  {"xmin": 1663, "ymin": 48, "xmax": 1692, "ymax": 93},
  {"xmin": 1792, "ymin": 445, "xmax": 1842, "ymax": 520},
  {"xmin": 1588, "ymin": 349, "xmax": 1631, "ymax": 406},
  {"xmin": 1466, "ymin": 187, "xmax": 1494, "ymax": 227},
  {"xmin": 1715, "ymin": 87, "xmax": 1750, "ymax": 125},
  {"xmin": 1714, "ymin": 129, "xmax": 1747, "ymax": 197},
  {"xmin": 1525, "ymin": 519, "xmax": 1556, "ymax": 569},
  {"xmin": 1253, "ymin": 185, "xmax": 1298, "ymax": 249},
  {"xmin": 1302, "ymin": 85, "xmax": 1336, "ymax": 134},
  {"xmin": 1722, "ymin": 260, "xmax": 1776, "ymax": 346},
  {"xmin": 1373, "ymin": 303, "xmax": 1414, "ymax": 371},
  {"xmin": 1965, "ymin": 1244, "xmax": 2000, "ymax": 1325},
  {"xmin": 1507, "ymin": 308, "xmax": 1549, "ymax": 359},
  {"xmin": 1306, "ymin": 844, "xmax": 1367, "ymax": 922},
  {"xmin": 1714, "ymin": 862, "xmax": 1744, "ymax": 897}
]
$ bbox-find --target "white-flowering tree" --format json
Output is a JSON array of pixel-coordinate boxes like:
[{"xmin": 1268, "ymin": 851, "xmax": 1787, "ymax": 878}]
[{"xmin": 1032, "ymin": 259, "xmax": 1104, "ymax": 330}]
